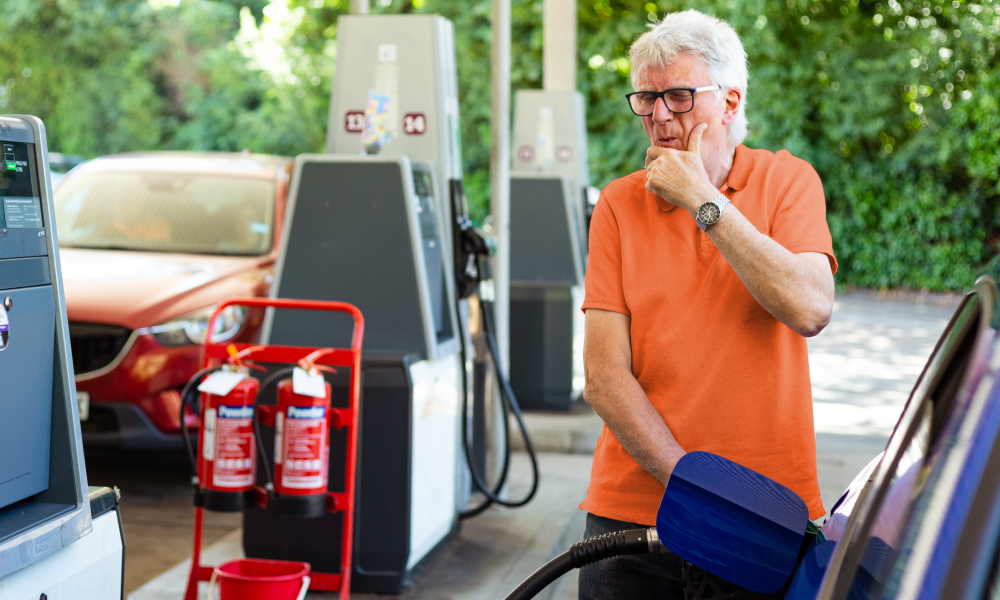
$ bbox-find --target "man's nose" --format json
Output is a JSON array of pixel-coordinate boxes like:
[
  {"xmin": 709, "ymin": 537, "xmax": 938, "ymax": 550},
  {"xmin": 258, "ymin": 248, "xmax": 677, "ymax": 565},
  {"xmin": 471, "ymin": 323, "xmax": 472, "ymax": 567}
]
[{"xmin": 652, "ymin": 97, "xmax": 673, "ymax": 123}]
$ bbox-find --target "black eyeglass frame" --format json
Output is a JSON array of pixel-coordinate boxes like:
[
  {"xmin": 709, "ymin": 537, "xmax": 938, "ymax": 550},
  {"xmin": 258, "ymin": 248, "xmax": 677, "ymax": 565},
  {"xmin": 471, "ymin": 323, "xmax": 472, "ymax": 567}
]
[{"xmin": 625, "ymin": 85, "xmax": 723, "ymax": 116}]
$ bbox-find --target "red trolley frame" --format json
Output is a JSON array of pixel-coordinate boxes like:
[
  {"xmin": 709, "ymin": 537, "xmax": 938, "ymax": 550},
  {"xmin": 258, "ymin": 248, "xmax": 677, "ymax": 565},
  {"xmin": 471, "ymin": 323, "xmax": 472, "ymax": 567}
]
[{"xmin": 184, "ymin": 297, "xmax": 364, "ymax": 600}]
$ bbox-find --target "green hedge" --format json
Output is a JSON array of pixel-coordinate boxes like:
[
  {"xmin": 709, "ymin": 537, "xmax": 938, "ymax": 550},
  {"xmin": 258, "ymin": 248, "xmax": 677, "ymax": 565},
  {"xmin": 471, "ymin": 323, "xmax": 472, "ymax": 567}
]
[{"xmin": 2, "ymin": 0, "xmax": 997, "ymax": 290}]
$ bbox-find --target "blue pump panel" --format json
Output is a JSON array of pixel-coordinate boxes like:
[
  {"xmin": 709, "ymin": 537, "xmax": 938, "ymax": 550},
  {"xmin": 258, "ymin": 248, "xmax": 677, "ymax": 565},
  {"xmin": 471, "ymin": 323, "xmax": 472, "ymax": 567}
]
[
  {"xmin": 656, "ymin": 452, "xmax": 809, "ymax": 594},
  {"xmin": 0, "ymin": 136, "xmax": 55, "ymax": 510}
]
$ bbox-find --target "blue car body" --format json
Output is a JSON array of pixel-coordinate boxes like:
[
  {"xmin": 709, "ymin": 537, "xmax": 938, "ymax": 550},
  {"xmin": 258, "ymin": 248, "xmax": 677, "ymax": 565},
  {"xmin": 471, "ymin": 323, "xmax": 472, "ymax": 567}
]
[{"xmin": 788, "ymin": 257, "xmax": 1000, "ymax": 600}]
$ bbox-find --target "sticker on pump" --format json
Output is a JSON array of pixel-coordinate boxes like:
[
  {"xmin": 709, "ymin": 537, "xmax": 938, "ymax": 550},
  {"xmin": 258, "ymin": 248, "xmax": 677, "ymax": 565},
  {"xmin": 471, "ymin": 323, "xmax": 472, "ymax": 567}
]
[
  {"xmin": 344, "ymin": 111, "xmax": 365, "ymax": 133},
  {"xmin": 292, "ymin": 367, "xmax": 326, "ymax": 398},
  {"xmin": 0, "ymin": 305, "xmax": 8, "ymax": 351},
  {"xmin": 281, "ymin": 405, "xmax": 328, "ymax": 489},
  {"xmin": 198, "ymin": 370, "xmax": 246, "ymax": 397},
  {"xmin": 403, "ymin": 113, "xmax": 426, "ymax": 135},
  {"xmin": 212, "ymin": 404, "xmax": 256, "ymax": 488}
]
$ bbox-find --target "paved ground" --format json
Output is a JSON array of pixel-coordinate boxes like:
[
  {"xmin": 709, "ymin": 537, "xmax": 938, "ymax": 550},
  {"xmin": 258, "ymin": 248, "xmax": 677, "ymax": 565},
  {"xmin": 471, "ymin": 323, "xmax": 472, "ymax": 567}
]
[
  {"xmin": 84, "ymin": 450, "xmax": 242, "ymax": 595},
  {"xmin": 128, "ymin": 453, "xmax": 591, "ymax": 600},
  {"xmin": 113, "ymin": 291, "xmax": 959, "ymax": 599}
]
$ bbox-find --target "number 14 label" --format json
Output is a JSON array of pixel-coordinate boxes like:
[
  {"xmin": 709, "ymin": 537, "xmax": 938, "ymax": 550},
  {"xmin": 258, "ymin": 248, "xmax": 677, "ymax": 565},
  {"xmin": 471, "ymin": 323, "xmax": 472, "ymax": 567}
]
[{"xmin": 403, "ymin": 113, "xmax": 426, "ymax": 135}]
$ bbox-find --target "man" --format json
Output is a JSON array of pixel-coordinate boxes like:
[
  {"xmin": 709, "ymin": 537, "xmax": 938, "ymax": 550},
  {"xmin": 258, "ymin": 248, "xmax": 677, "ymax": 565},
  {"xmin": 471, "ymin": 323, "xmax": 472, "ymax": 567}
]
[{"xmin": 579, "ymin": 9, "xmax": 837, "ymax": 599}]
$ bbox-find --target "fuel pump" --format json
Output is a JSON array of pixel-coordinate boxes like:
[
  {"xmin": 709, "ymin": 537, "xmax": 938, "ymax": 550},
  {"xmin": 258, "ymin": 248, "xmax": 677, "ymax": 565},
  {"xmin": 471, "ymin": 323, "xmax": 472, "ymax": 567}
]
[
  {"xmin": 245, "ymin": 13, "xmax": 539, "ymax": 594},
  {"xmin": 0, "ymin": 114, "xmax": 123, "ymax": 599},
  {"xmin": 508, "ymin": 91, "xmax": 589, "ymax": 411}
]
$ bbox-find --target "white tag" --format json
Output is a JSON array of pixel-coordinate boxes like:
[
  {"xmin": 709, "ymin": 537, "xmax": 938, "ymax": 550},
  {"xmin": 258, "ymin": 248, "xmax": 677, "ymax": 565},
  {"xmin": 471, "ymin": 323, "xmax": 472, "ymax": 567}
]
[
  {"xmin": 292, "ymin": 367, "xmax": 326, "ymax": 398},
  {"xmin": 198, "ymin": 370, "xmax": 246, "ymax": 397}
]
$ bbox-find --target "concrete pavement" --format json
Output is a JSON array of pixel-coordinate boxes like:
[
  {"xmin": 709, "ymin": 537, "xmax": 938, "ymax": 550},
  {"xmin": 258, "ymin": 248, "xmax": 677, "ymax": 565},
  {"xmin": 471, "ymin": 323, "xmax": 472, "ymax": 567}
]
[{"xmin": 128, "ymin": 453, "xmax": 592, "ymax": 600}]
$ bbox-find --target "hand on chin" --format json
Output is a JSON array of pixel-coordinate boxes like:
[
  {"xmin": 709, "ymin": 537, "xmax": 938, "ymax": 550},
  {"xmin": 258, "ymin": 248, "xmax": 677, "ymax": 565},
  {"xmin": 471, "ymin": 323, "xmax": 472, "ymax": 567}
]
[{"xmin": 644, "ymin": 123, "xmax": 714, "ymax": 214}]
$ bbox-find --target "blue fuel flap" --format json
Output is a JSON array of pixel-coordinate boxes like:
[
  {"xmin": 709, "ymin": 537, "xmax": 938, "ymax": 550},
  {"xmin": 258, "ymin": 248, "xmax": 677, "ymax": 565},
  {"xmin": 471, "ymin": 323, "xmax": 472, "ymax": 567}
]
[{"xmin": 656, "ymin": 452, "xmax": 809, "ymax": 593}]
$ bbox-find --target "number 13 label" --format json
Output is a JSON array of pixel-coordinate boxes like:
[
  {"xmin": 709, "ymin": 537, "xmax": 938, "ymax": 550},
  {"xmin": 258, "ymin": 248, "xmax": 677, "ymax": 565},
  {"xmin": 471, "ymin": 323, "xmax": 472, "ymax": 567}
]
[{"xmin": 344, "ymin": 111, "xmax": 365, "ymax": 133}]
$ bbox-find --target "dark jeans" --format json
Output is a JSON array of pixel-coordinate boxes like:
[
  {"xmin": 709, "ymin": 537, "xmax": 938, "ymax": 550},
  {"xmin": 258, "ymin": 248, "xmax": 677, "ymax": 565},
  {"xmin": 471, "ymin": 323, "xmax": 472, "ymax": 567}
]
[{"xmin": 577, "ymin": 513, "xmax": 783, "ymax": 600}]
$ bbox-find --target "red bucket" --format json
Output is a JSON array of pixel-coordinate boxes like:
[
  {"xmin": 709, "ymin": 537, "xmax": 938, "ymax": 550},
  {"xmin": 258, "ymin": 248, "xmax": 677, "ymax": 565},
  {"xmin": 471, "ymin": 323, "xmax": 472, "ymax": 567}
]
[{"xmin": 210, "ymin": 558, "xmax": 311, "ymax": 600}]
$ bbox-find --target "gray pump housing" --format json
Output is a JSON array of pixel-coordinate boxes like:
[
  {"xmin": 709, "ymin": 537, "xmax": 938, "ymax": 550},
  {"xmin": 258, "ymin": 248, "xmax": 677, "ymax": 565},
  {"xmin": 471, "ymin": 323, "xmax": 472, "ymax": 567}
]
[{"xmin": 0, "ymin": 115, "xmax": 91, "ymax": 578}]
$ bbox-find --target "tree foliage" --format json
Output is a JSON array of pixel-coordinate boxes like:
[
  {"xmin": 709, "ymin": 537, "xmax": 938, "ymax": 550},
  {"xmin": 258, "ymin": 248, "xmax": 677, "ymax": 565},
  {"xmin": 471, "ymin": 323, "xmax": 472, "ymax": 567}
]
[{"xmin": 2, "ymin": 0, "xmax": 998, "ymax": 290}]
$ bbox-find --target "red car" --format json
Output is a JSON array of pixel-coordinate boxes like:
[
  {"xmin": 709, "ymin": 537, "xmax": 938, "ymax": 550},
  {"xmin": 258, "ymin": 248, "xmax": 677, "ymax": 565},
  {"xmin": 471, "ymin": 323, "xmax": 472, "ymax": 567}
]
[{"xmin": 54, "ymin": 152, "xmax": 293, "ymax": 448}]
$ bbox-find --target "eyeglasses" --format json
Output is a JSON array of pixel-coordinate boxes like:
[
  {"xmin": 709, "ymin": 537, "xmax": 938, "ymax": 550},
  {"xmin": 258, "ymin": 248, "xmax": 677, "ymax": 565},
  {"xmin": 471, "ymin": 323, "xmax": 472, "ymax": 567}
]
[{"xmin": 625, "ymin": 85, "xmax": 722, "ymax": 116}]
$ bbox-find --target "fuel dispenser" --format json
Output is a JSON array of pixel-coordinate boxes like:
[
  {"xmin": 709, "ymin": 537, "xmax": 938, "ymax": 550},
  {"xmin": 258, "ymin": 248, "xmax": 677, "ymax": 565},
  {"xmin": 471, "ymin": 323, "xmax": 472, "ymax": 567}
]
[
  {"xmin": 253, "ymin": 156, "xmax": 462, "ymax": 593},
  {"xmin": 508, "ymin": 91, "xmax": 590, "ymax": 409},
  {"xmin": 0, "ymin": 115, "xmax": 123, "ymax": 597},
  {"xmin": 241, "ymin": 14, "xmax": 537, "ymax": 594}
]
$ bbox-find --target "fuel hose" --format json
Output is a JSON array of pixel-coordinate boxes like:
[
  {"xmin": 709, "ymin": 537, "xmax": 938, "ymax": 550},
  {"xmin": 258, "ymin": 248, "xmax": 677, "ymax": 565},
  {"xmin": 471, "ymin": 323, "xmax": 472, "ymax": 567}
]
[
  {"xmin": 456, "ymin": 256, "xmax": 541, "ymax": 518},
  {"xmin": 503, "ymin": 528, "xmax": 662, "ymax": 600}
]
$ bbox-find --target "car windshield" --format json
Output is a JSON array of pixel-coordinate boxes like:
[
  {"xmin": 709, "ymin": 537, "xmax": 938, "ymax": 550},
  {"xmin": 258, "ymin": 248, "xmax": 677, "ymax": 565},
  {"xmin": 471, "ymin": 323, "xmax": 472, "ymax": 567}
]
[{"xmin": 53, "ymin": 170, "xmax": 275, "ymax": 256}]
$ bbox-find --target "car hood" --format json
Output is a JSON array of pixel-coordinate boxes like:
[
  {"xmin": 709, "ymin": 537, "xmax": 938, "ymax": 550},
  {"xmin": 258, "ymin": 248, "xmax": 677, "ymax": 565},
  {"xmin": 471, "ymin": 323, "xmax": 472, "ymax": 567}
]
[{"xmin": 60, "ymin": 249, "xmax": 273, "ymax": 329}]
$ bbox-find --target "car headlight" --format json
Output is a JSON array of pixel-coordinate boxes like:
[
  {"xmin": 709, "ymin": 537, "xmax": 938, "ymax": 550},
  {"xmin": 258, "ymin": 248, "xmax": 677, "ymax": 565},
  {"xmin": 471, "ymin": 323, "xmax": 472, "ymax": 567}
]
[{"xmin": 147, "ymin": 304, "xmax": 247, "ymax": 347}]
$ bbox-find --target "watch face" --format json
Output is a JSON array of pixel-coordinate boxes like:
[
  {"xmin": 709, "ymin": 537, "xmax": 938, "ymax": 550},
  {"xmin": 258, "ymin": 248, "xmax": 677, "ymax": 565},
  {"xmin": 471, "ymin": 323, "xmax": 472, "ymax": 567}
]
[{"xmin": 699, "ymin": 202, "xmax": 721, "ymax": 224}]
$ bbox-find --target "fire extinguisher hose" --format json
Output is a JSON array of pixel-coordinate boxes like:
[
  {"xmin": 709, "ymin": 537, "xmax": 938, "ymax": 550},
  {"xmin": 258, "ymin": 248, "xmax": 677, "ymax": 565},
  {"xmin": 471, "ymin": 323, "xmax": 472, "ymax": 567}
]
[
  {"xmin": 179, "ymin": 366, "xmax": 226, "ymax": 485},
  {"xmin": 252, "ymin": 366, "xmax": 299, "ymax": 492}
]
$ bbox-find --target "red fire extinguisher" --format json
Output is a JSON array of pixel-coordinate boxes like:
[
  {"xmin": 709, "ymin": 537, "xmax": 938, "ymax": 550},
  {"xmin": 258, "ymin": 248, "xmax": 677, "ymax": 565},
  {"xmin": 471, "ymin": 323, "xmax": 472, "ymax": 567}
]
[
  {"xmin": 180, "ymin": 347, "xmax": 262, "ymax": 512},
  {"xmin": 256, "ymin": 349, "xmax": 336, "ymax": 518},
  {"xmin": 272, "ymin": 376, "xmax": 331, "ymax": 516}
]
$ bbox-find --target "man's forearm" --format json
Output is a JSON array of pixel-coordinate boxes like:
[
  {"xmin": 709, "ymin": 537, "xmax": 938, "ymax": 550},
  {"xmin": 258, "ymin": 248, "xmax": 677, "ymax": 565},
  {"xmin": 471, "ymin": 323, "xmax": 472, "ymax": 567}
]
[
  {"xmin": 584, "ymin": 368, "xmax": 685, "ymax": 487},
  {"xmin": 705, "ymin": 204, "xmax": 833, "ymax": 337}
]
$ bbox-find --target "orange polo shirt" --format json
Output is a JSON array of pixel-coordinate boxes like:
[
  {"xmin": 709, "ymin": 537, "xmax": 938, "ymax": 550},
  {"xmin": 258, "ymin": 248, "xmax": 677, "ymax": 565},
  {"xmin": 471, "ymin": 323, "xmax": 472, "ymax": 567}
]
[{"xmin": 580, "ymin": 144, "xmax": 836, "ymax": 524}]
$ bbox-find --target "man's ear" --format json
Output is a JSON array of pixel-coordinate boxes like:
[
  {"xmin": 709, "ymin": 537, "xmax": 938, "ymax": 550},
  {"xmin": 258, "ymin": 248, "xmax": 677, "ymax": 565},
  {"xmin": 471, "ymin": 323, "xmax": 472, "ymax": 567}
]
[{"xmin": 720, "ymin": 88, "xmax": 741, "ymax": 126}]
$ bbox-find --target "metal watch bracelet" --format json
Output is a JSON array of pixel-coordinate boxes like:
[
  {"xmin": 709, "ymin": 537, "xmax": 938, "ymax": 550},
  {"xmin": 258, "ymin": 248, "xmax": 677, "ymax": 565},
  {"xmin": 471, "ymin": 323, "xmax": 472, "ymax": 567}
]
[{"xmin": 695, "ymin": 194, "xmax": 730, "ymax": 232}]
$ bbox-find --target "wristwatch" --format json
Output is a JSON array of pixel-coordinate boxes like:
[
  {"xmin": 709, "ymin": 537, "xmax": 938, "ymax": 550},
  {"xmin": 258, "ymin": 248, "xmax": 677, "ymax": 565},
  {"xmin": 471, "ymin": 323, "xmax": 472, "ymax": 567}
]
[{"xmin": 695, "ymin": 195, "xmax": 730, "ymax": 231}]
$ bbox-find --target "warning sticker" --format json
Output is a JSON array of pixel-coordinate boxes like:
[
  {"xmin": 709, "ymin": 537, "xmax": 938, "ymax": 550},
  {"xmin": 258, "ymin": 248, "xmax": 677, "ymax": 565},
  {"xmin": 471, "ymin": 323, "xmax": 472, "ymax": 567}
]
[
  {"xmin": 212, "ymin": 404, "xmax": 256, "ymax": 488},
  {"xmin": 2, "ymin": 197, "xmax": 43, "ymax": 229},
  {"xmin": 280, "ymin": 405, "xmax": 327, "ymax": 490}
]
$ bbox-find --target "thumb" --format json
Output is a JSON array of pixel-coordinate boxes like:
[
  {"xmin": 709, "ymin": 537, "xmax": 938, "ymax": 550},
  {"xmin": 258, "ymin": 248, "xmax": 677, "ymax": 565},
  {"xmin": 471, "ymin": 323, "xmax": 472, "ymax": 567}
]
[{"xmin": 687, "ymin": 123, "xmax": 708, "ymax": 157}]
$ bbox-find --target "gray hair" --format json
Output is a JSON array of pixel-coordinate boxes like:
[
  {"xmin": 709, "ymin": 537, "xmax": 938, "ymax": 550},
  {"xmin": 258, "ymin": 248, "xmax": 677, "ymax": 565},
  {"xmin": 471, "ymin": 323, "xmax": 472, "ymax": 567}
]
[{"xmin": 629, "ymin": 10, "xmax": 749, "ymax": 146}]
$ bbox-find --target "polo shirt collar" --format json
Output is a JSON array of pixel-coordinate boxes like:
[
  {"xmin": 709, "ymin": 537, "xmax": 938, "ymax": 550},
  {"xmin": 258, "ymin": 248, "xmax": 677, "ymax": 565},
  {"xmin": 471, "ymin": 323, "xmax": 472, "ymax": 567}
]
[
  {"xmin": 724, "ymin": 144, "xmax": 754, "ymax": 191},
  {"xmin": 651, "ymin": 144, "xmax": 753, "ymax": 212}
]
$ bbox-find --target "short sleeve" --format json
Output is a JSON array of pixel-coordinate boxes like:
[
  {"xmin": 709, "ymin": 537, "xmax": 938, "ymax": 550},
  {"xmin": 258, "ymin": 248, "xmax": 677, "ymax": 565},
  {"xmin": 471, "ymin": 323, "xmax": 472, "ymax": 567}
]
[
  {"xmin": 768, "ymin": 157, "xmax": 838, "ymax": 275},
  {"xmin": 582, "ymin": 192, "xmax": 630, "ymax": 316}
]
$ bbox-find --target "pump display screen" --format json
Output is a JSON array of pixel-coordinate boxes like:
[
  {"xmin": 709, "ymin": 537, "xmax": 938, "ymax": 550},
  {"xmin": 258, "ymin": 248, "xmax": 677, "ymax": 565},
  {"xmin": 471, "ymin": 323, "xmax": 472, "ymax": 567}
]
[{"xmin": 0, "ymin": 142, "xmax": 43, "ymax": 229}]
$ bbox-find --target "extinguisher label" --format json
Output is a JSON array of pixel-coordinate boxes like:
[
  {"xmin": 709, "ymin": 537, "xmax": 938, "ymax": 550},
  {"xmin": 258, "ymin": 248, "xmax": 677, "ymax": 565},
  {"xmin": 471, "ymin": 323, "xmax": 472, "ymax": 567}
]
[
  {"xmin": 202, "ymin": 408, "xmax": 217, "ymax": 461},
  {"xmin": 274, "ymin": 411, "xmax": 284, "ymax": 464},
  {"xmin": 281, "ymin": 405, "xmax": 327, "ymax": 489},
  {"xmin": 212, "ymin": 404, "xmax": 256, "ymax": 488}
]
